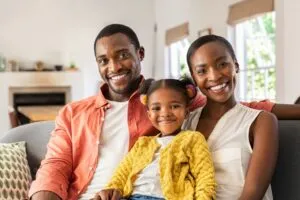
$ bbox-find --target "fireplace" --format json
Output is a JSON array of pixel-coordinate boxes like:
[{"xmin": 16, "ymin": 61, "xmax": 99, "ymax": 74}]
[
  {"xmin": 0, "ymin": 71, "xmax": 83, "ymax": 136},
  {"xmin": 13, "ymin": 92, "xmax": 66, "ymax": 107},
  {"xmin": 9, "ymin": 86, "xmax": 71, "ymax": 124}
]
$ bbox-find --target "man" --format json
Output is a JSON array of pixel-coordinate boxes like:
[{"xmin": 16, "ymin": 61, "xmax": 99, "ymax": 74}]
[
  {"xmin": 29, "ymin": 24, "xmax": 157, "ymax": 200},
  {"xmin": 29, "ymin": 24, "xmax": 300, "ymax": 200}
]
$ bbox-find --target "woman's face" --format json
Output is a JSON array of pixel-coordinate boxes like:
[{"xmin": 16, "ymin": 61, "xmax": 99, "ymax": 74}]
[{"xmin": 190, "ymin": 41, "xmax": 238, "ymax": 103}]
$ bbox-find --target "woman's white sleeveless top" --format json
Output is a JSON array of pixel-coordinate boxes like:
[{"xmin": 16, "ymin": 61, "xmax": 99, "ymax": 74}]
[{"xmin": 183, "ymin": 103, "xmax": 273, "ymax": 200}]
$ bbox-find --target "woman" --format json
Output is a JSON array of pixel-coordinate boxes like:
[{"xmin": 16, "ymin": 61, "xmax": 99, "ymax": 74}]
[{"xmin": 183, "ymin": 35, "xmax": 278, "ymax": 200}]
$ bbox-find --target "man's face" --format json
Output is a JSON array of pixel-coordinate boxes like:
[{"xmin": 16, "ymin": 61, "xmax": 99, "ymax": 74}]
[{"xmin": 95, "ymin": 33, "xmax": 144, "ymax": 97}]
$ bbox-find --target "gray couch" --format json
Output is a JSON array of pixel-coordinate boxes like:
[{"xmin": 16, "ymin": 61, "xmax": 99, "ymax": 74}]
[
  {"xmin": 271, "ymin": 120, "xmax": 300, "ymax": 200},
  {"xmin": 0, "ymin": 120, "xmax": 299, "ymax": 199},
  {"xmin": 0, "ymin": 121, "xmax": 55, "ymax": 179}
]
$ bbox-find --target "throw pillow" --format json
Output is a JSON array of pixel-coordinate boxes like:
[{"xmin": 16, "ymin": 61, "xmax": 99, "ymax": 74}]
[{"xmin": 0, "ymin": 141, "xmax": 32, "ymax": 199}]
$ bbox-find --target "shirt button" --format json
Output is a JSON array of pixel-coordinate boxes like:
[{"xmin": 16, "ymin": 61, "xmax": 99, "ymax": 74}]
[
  {"xmin": 77, "ymin": 190, "xmax": 80, "ymax": 194},
  {"xmin": 101, "ymin": 117, "xmax": 105, "ymax": 121},
  {"xmin": 89, "ymin": 166, "xmax": 93, "ymax": 171},
  {"xmin": 96, "ymin": 141, "xmax": 100, "ymax": 145}
]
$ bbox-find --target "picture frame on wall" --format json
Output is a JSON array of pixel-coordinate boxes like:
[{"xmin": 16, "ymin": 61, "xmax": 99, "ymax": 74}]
[{"xmin": 198, "ymin": 28, "xmax": 212, "ymax": 37}]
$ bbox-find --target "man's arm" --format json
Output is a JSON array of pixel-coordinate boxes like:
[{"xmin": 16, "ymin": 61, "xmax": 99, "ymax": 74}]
[
  {"xmin": 241, "ymin": 100, "xmax": 300, "ymax": 119},
  {"xmin": 192, "ymin": 91, "xmax": 300, "ymax": 119},
  {"xmin": 29, "ymin": 105, "xmax": 73, "ymax": 200},
  {"xmin": 239, "ymin": 111, "xmax": 278, "ymax": 200},
  {"xmin": 31, "ymin": 191, "xmax": 61, "ymax": 200},
  {"xmin": 271, "ymin": 103, "xmax": 300, "ymax": 119}
]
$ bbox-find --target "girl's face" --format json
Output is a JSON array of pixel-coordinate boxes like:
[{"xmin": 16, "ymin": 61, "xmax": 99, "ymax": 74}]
[
  {"xmin": 147, "ymin": 87, "xmax": 188, "ymax": 136},
  {"xmin": 190, "ymin": 41, "xmax": 238, "ymax": 103}
]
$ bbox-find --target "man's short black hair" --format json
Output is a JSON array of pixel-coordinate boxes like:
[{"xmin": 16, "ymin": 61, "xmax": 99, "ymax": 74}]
[{"xmin": 94, "ymin": 24, "xmax": 141, "ymax": 55}]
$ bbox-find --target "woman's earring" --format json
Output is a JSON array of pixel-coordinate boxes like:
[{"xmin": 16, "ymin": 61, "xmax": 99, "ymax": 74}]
[{"xmin": 235, "ymin": 63, "xmax": 240, "ymax": 73}]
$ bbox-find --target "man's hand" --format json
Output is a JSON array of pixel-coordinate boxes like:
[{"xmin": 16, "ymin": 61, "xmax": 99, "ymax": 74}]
[
  {"xmin": 91, "ymin": 189, "xmax": 121, "ymax": 200},
  {"xmin": 31, "ymin": 191, "xmax": 61, "ymax": 200}
]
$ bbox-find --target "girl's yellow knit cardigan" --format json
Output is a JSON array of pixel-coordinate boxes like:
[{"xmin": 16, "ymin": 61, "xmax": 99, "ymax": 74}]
[{"xmin": 105, "ymin": 130, "xmax": 216, "ymax": 200}]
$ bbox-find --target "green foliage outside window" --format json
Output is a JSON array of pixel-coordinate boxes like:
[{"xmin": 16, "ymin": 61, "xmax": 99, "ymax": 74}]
[{"xmin": 241, "ymin": 12, "xmax": 276, "ymax": 101}]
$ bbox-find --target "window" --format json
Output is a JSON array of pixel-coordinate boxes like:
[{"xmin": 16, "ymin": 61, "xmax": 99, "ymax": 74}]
[
  {"xmin": 165, "ymin": 22, "xmax": 190, "ymax": 78},
  {"xmin": 166, "ymin": 38, "xmax": 190, "ymax": 78},
  {"xmin": 235, "ymin": 12, "xmax": 276, "ymax": 101}
]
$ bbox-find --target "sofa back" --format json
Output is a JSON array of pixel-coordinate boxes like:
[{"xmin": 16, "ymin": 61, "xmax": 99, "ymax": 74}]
[
  {"xmin": 271, "ymin": 120, "xmax": 300, "ymax": 200},
  {"xmin": 0, "ymin": 121, "xmax": 54, "ymax": 179}
]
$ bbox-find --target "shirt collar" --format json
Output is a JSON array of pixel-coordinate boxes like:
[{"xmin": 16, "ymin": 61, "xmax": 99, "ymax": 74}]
[{"xmin": 95, "ymin": 75, "xmax": 145, "ymax": 108}]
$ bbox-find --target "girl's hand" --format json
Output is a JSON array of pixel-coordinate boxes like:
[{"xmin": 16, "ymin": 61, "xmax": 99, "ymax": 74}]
[{"xmin": 91, "ymin": 189, "xmax": 121, "ymax": 200}]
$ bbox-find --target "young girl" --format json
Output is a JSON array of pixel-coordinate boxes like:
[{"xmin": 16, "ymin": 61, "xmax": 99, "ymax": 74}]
[
  {"xmin": 184, "ymin": 34, "xmax": 278, "ymax": 200},
  {"xmin": 93, "ymin": 79, "xmax": 216, "ymax": 200}
]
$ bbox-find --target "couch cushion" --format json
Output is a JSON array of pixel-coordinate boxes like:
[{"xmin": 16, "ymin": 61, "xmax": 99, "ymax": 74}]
[
  {"xmin": 0, "ymin": 121, "xmax": 54, "ymax": 179},
  {"xmin": 271, "ymin": 120, "xmax": 300, "ymax": 200},
  {"xmin": 0, "ymin": 142, "xmax": 32, "ymax": 199}
]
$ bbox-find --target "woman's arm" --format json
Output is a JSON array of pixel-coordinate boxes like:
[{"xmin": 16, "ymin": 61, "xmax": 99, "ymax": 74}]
[{"xmin": 239, "ymin": 111, "xmax": 278, "ymax": 200}]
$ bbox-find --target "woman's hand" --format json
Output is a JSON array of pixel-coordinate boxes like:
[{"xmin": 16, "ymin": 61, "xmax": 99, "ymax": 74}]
[{"xmin": 91, "ymin": 189, "xmax": 121, "ymax": 200}]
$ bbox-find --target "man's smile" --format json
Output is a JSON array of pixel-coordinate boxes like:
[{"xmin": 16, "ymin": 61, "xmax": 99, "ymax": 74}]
[{"xmin": 107, "ymin": 72, "xmax": 130, "ymax": 84}]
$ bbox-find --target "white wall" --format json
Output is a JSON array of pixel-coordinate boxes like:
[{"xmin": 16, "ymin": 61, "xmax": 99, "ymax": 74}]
[
  {"xmin": 274, "ymin": 0, "xmax": 285, "ymax": 103},
  {"xmin": 154, "ymin": 0, "xmax": 190, "ymax": 78},
  {"xmin": 189, "ymin": 0, "xmax": 240, "ymax": 39},
  {"xmin": 279, "ymin": 0, "xmax": 300, "ymax": 103},
  {"xmin": 0, "ymin": 0, "xmax": 156, "ymax": 98}
]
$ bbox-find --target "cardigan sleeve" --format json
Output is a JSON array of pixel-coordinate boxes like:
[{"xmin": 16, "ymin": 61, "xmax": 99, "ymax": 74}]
[
  {"xmin": 188, "ymin": 133, "xmax": 217, "ymax": 200},
  {"xmin": 105, "ymin": 137, "xmax": 143, "ymax": 195}
]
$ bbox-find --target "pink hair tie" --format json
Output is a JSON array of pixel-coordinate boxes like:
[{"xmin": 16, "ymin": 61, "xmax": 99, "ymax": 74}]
[{"xmin": 186, "ymin": 84, "xmax": 197, "ymax": 99}]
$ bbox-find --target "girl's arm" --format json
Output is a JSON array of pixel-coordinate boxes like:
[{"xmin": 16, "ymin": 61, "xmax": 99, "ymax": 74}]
[
  {"xmin": 239, "ymin": 111, "xmax": 278, "ymax": 200},
  {"xmin": 189, "ymin": 133, "xmax": 217, "ymax": 200}
]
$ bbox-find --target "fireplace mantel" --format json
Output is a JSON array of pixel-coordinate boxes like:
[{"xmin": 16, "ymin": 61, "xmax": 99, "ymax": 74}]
[
  {"xmin": 0, "ymin": 71, "xmax": 82, "ymax": 87},
  {"xmin": 0, "ymin": 71, "xmax": 84, "ymax": 135}
]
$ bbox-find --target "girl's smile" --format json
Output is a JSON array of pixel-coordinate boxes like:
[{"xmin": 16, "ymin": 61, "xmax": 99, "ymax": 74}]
[{"xmin": 147, "ymin": 87, "xmax": 188, "ymax": 136}]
